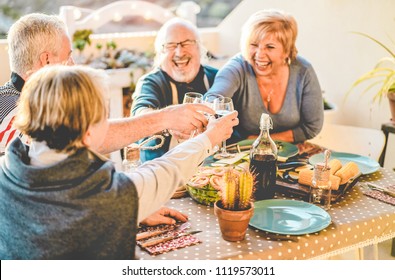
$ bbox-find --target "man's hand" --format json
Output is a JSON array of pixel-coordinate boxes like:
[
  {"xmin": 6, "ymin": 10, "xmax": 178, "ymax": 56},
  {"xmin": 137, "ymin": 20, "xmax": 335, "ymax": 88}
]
[
  {"xmin": 162, "ymin": 104, "xmax": 214, "ymax": 135},
  {"xmin": 140, "ymin": 207, "xmax": 188, "ymax": 226},
  {"xmin": 169, "ymin": 130, "xmax": 190, "ymax": 141}
]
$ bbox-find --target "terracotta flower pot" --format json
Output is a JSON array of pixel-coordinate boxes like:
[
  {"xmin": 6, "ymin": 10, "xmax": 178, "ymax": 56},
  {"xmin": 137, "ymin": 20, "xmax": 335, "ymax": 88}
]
[
  {"xmin": 388, "ymin": 93, "xmax": 395, "ymax": 122},
  {"xmin": 214, "ymin": 201, "xmax": 254, "ymax": 242}
]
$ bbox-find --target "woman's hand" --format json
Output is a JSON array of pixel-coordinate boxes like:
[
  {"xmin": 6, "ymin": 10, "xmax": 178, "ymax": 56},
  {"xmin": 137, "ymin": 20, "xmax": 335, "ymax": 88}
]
[
  {"xmin": 204, "ymin": 111, "xmax": 239, "ymax": 148},
  {"xmin": 162, "ymin": 104, "xmax": 215, "ymax": 135}
]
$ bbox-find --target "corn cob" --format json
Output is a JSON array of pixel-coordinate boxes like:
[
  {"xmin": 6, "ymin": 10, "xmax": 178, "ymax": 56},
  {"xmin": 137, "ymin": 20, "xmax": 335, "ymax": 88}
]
[
  {"xmin": 298, "ymin": 169, "xmax": 341, "ymax": 190},
  {"xmin": 329, "ymin": 159, "xmax": 342, "ymax": 175},
  {"xmin": 298, "ymin": 169, "xmax": 314, "ymax": 186},
  {"xmin": 329, "ymin": 175, "xmax": 341, "ymax": 190},
  {"xmin": 334, "ymin": 162, "xmax": 360, "ymax": 184}
]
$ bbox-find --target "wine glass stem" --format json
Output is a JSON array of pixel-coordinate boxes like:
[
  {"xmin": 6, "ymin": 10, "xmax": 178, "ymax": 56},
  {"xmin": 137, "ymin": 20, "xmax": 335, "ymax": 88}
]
[
  {"xmin": 221, "ymin": 140, "xmax": 227, "ymax": 155},
  {"xmin": 189, "ymin": 129, "xmax": 198, "ymax": 139}
]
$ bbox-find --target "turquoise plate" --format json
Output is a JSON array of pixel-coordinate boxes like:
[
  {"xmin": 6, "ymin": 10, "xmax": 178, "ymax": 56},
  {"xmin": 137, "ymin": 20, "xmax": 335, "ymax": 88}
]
[
  {"xmin": 237, "ymin": 139, "xmax": 299, "ymax": 158},
  {"xmin": 309, "ymin": 151, "xmax": 380, "ymax": 175},
  {"xmin": 249, "ymin": 199, "xmax": 331, "ymax": 235}
]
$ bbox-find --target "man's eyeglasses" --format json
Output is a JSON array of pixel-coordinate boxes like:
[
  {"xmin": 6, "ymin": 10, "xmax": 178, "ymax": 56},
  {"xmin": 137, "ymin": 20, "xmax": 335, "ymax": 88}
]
[{"xmin": 162, "ymin": 39, "xmax": 197, "ymax": 51}]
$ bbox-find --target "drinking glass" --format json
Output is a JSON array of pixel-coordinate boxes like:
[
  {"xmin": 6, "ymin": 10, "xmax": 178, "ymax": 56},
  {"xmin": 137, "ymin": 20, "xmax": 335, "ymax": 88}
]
[
  {"xmin": 309, "ymin": 163, "xmax": 332, "ymax": 210},
  {"xmin": 183, "ymin": 92, "xmax": 203, "ymax": 138},
  {"xmin": 183, "ymin": 92, "xmax": 203, "ymax": 104},
  {"xmin": 213, "ymin": 96, "xmax": 234, "ymax": 159},
  {"xmin": 122, "ymin": 144, "xmax": 141, "ymax": 173},
  {"xmin": 203, "ymin": 94, "xmax": 224, "ymax": 119},
  {"xmin": 203, "ymin": 94, "xmax": 223, "ymax": 109}
]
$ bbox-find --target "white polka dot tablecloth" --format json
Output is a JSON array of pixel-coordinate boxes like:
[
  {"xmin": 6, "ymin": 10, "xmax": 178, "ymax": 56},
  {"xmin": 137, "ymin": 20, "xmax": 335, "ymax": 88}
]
[{"xmin": 136, "ymin": 168, "xmax": 395, "ymax": 260}]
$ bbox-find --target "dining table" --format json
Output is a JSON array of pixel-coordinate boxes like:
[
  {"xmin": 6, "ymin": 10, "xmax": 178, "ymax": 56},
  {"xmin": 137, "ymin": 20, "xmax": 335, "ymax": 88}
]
[{"xmin": 135, "ymin": 145, "xmax": 395, "ymax": 260}]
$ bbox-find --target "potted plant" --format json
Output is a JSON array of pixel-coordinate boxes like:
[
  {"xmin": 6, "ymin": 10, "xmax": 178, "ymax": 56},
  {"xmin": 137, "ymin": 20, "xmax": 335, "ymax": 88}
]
[
  {"xmin": 214, "ymin": 168, "xmax": 255, "ymax": 242},
  {"xmin": 346, "ymin": 32, "xmax": 395, "ymax": 121},
  {"xmin": 71, "ymin": 29, "xmax": 155, "ymax": 119},
  {"xmin": 72, "ymin": 29, "xmax": 93, "ymax": 64}
]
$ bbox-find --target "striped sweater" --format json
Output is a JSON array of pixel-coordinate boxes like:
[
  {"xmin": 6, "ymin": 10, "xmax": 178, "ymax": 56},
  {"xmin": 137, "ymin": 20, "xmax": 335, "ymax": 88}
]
[{"xmin": 0, "ymin": 72, "xmax": 24, "ymax": 153}]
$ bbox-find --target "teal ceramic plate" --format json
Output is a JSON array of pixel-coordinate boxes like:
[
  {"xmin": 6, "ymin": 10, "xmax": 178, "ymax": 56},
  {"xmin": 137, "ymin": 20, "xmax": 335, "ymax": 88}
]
[
  {"xmin": 249, "ymin": 199, "xmax": 331, "ymax": 235},
  {"xmin": 237, "ymin": 139, "xmax": 299, "ymax": 158},
  {"xmin": 309, "ymin": 152, "xmax": 380, "ymax": 175}
]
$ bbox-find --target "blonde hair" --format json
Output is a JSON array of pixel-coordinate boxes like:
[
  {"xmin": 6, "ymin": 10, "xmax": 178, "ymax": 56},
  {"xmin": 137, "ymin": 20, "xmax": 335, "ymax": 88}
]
[
  {"xmin": 153, "ymin": 17, "xmax": 208, "ymax": 67},
  {"xmin": 14, "ymin": 65, "xmax": 109, "ymax": 152},
  {"xmin": 7, "ymin": 13, "xmax": 67, "ymax": 76},
  {"xmin": 240, "ymin": 9, "xmax": 298, "ymax": 64}
]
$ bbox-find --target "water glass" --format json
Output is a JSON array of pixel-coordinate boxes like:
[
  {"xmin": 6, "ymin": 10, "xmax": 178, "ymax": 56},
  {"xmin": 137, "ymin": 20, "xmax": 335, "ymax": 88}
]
[
  {"xmin": 213, "ymin": 96, "xmax": 234, "ymax": 159},
  {"xmin": 309, "ymin": 163, "xmax": 332, "ymax": 210},
  {"xmin": 122, "ymin": 144, "xmax": 141, "ymax": 173}
]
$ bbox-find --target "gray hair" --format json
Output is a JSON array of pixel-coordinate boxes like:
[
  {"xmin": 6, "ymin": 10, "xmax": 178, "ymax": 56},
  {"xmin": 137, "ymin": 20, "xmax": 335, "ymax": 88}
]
[
  {"xmin": 7, "ymin": 13, "xmax": 68, "ymax": 76},
  {"xmin": 153, "ymin": 17, "xmax": 208, "ymax": 67}
]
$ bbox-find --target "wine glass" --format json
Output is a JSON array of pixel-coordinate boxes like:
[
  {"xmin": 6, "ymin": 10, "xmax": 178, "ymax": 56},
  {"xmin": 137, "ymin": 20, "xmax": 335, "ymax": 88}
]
[
  {"xmin": 203, "ymin": 94, "xmax": 224, "ymax": 111},
  {"xmin": 183, "ymin": 92, "xmax": 203, "ymax": 104},
  {"xmin": 213, "ymin": 96, "xmax": 235, "ymax": 159},
  {"xmin": 183, "ymin": 92, "xmax": 203, "ymax": 138},
  {"xmin": 203, "ymin": 94, "xmax": 225, "ymax": 121}
]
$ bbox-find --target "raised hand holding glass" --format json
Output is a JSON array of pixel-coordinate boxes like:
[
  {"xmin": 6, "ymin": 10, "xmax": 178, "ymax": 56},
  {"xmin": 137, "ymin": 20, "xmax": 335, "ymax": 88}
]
[
  {"xmin": 183, "ymin": 92, "xmax": 203, "ymax": 138},
  {"xmin": 213, "ymin": 96, "xmax": 235, "ymax": 159}
]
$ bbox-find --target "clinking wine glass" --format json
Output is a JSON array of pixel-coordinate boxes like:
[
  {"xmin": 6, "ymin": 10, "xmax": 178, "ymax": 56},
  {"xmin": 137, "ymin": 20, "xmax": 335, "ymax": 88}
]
[
  {"xmin": 183, "ymin": 92, "xmax": 203, "ymax": 104},
  {"xmin": 183, "ymin": 92, "xmax": 203, "ymax": 138},
  {"xmin": 202, "ymin": 94, "xmax": 224, "ymax": 153},
  {"xmin": 203, "ymin": 94, "xmax": 224, "ymax": 119},
  {"xmin": 203, "ymin": 94, "xmax": 223, "ymax": 109},
  {"xmin": 213, "ymin": 96, "xmax": 234, "ymax": 159}
]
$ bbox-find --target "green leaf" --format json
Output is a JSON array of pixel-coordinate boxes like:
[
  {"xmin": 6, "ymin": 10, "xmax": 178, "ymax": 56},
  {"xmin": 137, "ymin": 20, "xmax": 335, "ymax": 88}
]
[
  {"xmin": 352, "ymin": 32, "xmax": 395, "ymax": 58},
  {"xmin": 346, "ymin": 32, "xmax": 395, "ymax": 103}
]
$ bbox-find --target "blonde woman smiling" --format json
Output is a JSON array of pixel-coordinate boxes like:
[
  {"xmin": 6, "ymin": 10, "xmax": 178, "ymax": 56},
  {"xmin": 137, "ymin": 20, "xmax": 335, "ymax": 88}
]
[{"xmin": 205, "ymin": 9, "xmax": 323, "ymax": 143}]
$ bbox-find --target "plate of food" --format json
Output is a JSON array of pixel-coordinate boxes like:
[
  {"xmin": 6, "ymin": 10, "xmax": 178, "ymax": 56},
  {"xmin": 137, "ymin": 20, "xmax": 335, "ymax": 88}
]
[
  {"xmin": 249, "ymin": 199, "xmax": 331, "ymax": 235},
  {"xmin": 309, "ymin": 151, "xmax": 380, "ymax": 175},
  {"xmin": 185, "ymin": 166, "xmax": 224, "ymax": 206}
]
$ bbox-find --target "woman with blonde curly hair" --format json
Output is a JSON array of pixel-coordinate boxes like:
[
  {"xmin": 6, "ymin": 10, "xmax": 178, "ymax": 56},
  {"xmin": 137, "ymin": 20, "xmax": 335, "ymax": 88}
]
[{"xmin": 205, "ymin": 9, "xmax": 323, "ymax": 143}]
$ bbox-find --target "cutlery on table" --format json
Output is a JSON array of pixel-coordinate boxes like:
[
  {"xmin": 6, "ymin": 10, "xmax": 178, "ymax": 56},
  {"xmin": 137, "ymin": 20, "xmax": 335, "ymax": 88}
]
[
  {"xmin": 136, "ymin": 222, "xmax": 191, "ymax": 241},
  {"xmin": 140, "ymin": 230, "xmax": 202, "ymax": 248},
  {"xmin": 365, "ymin": 183, "xmax": 395, "ymax": 197},
  {"xmin": 277, "ymin": 161, "xmax": 307, "ymax": 170}
]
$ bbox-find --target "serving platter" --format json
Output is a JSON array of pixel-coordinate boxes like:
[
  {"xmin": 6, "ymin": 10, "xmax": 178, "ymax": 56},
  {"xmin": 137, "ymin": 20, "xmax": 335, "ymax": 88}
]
[{"xmin": 309, "ymin": 151, "xmax": 380, "ymax": 175}]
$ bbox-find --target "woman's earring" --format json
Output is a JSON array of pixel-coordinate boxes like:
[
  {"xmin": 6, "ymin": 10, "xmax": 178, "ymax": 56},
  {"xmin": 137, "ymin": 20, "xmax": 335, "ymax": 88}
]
[{"xmin": 286, "ymin": 57, "xmax": 291, "ymax": 65}]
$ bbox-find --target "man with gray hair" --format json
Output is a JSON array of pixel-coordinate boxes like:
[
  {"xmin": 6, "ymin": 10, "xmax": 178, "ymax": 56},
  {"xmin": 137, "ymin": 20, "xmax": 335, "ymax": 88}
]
[
  {"xmin": 131, "ymin": 17, "xmax": 218, "ymax": 162},
  {"xmin": 0, "ymin": 13, "xmax": 74, "ymax": 152},
  {"xmin": 0, "ymin": 14, "xmax": 212, "ymax": 160}
]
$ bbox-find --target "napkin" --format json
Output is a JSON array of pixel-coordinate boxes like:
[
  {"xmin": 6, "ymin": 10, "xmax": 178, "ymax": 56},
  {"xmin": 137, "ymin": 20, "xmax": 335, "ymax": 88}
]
[
  {"xmin": 137, "ymin": 223, "xmax": 201, "ymax": 255},
  {"xmin": 363, "ymin": 185, "xmax": 395, "ymax": 206},
  {"xmin": 141, "ymin": 234, "xmax": 201, "ymax": 255},
  {"xmin": 211, "ymin": 151, "xmax": 248, "ymax": 166}
]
